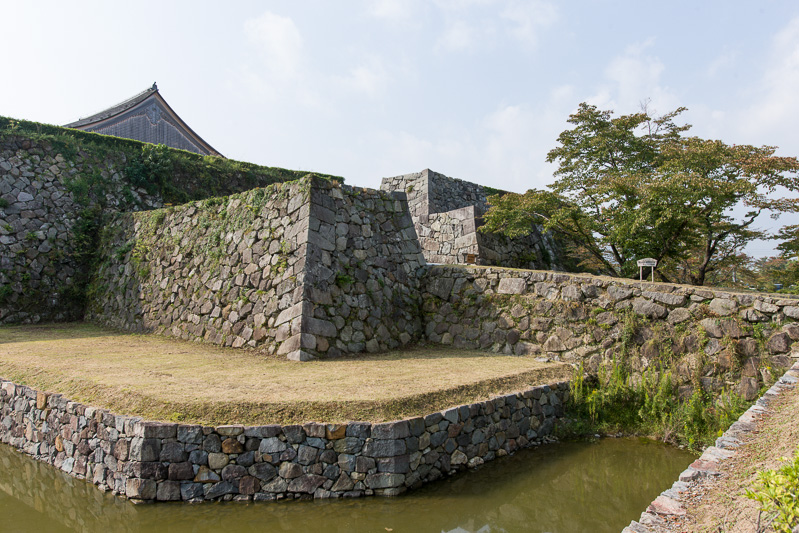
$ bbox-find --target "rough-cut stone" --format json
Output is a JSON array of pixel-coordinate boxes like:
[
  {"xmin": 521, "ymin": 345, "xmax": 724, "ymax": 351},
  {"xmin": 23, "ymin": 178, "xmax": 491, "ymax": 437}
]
[
  {"xmin": 709, "ymin": 298, "xmax": 737, "ymax": 317},
  {"xmin": 287, "ymin": 474, "xmax": 327, "ymax": 493},
  {"xmin": 126, "ymin": 478, "xmax": 156, "ymax": 500},
  {"xmin": 632, "ymin": 298, "xmax": 667, "ymax": 319},
  {"xmin": 497, "ymin": 278, "xmax": 526, "ymax": 295},
  {"xmin": 768, "ymin": 332, "xmax": 792, "ymax": 354}
]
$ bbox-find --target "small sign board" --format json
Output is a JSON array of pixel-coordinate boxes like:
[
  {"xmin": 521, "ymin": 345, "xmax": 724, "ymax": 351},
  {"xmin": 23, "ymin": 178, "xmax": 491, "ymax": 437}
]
[
  {"xmin": 637, "ymin": 258, "xmax": 658, "ymax": 282},
  {"xmin": 465, "ymin": 254, "xmax": 477, "ymax": 264}
]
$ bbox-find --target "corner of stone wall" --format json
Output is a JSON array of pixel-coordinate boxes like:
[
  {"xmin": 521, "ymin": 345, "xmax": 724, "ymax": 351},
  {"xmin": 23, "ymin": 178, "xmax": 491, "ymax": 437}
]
[{"xmin": 293, "ymin": 178, "xmax": 426, "ymax": 360}]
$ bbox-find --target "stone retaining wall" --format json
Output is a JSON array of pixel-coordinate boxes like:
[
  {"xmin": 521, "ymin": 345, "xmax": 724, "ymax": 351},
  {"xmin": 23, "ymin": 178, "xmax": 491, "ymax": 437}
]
[
  {"xmin": 0, "ymin": 378, "xmax": 568, "ymax": 503},
  {"xmin": 380, "ymin": 169, "xmax": 561, "ymax": 270},
  {"xmin": 87, "ymin": 180, "xmax": 309, "ymax": 356},
  {"xmin": 423, "ymin": 266, "xmax": 799, "ymax": 398},
  {"xmin": 0, "ymin": 131, "xmax": 324, "ymax": 325},
  {"xmin": 300, "ymin": 178, "xmax": 424, "ymax": 358},
  {"xmin": 0, "ymin": 135, "xmax": 162, "ymax": 323},
  {"xmin": 88, "ymin": 176, "xmax": 425, "ymax": 360}
]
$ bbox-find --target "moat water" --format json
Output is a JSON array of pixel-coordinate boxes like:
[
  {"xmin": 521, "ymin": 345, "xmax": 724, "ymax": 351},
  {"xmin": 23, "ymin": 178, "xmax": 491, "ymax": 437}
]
[{"xmin": 0, "ymin": 437, "xmax": 692, "ymax": 533}]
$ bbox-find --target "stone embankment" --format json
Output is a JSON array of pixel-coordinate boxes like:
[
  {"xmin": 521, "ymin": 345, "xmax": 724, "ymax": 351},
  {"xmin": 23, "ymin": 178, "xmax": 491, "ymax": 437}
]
[
  {"xmin": 0, "ymin": 378, "xmax": 567, "ymax": 502},
  {"xmin": 423, "ymin": 266, "xmax": 799, "ymax": 398},
  {"xmin": 88, "ymin": 176, "xmax": 424, "ymax": 360},
  {"xmin": 0, "ymin": 135, "xmax": 162, "ymax": 323},
  {"xmin": 623, "ymin": 359, "xmax": 799, "ymax": 532},
  {"xmin": 0, "ymin": 130, "xmax": 324, "ymax": 325}
]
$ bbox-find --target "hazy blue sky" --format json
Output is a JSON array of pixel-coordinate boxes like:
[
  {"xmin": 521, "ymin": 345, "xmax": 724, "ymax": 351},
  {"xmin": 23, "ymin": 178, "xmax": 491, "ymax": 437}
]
[{"xmin": 2, "ymin": 1, "xmax": 798, "ymax": 255}]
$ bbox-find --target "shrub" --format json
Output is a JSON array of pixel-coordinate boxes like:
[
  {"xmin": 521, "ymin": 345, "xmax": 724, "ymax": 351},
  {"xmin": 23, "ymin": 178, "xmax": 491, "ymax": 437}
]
[{"xmin": 746, "ymin": 448, "xmax": 799, "ymax": 532}]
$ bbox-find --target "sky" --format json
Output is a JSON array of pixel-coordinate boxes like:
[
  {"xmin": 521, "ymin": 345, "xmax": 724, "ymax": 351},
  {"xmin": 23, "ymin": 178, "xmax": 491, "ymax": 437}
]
[{"xmin": 2, "ymin": 0, "xmax": 799, "ymax": 256}]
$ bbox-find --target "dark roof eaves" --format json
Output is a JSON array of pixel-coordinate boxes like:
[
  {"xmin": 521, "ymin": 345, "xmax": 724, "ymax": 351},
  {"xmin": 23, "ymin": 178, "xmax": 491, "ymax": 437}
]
[{"xmin": 63, "ymin": 86, "xmax": 157, "ymax": 128}]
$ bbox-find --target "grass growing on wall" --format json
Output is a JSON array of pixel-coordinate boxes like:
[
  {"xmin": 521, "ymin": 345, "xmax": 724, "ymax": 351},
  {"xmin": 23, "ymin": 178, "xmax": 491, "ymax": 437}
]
[
  {"xmin": 0, "ymin": 116, "xmax": 343, "ymax": 320},
  {"xmin": 565, "ymin": 361, "xmax": 751, "ymax": 453},
  {"xmin": 1, "ymin": 115, "xmax": 343, "ymax": 205}
]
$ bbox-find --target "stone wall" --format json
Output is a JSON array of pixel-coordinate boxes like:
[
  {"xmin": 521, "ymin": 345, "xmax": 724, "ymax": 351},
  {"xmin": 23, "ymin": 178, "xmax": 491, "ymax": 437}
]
[
  {"xmin": 0, "ymin": 135, "xmax": 162, "ymax": 324},
  {"xmin": 0, "ymin": 377, "xmax": 568, "ymax": 502},
  {"xmin": 87, "ymin": 180, "xmax": 309, "ymax": 356},
  {"xmin": 88, "ymin": 177, "xmax": 425, "ymax": 360},
  {"xmin": 300, "ymin": 179, "xmax": 425, "ymax": 358},
  {"xmin": 422, "ymin": 265, "xmax": 799, "ymax": 399},
  {"xmin": 380, "ymin": 169, "xmax": 561, "ymax": 270},
  {"xmin": 0, "ymin": 129, "xmax": 332, "ymax": 325}
]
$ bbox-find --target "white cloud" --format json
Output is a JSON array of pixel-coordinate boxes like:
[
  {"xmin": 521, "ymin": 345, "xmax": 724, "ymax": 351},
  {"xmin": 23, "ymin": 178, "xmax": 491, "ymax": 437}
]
[
  {"xmin": 500, "ymin": 0, "xmax": 558, "ymax": 47},
  {"xmin": 706, "ymin": 50, "xmax": 737, "ymax": 78},
  {"xmin": 335, "ymin": 60, "xmax": 390, "ymax": 98},
  {"xmin": 243, "ymin": 12, "xmax": 304, "ymax": 81},
  {"xmin": 367, "ymin": 0, "xmax": 419, "ymax": 21},
  {"xmin": 437, "ymin": 20, "xmax": 478, "ymax": 51},
  {"xmin": 737, "ymin": 17, "xmax": 799, "ymax": 141},
  {"xmin": 587, "ymin": 39, "xmax": 679, "ymax": 115},
  {"xmin": 432, "ymin": 0, "xmax": 557, "ymax": 52}
]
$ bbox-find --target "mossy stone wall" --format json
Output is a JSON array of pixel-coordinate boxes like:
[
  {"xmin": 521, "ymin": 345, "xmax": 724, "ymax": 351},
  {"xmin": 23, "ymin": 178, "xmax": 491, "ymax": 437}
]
[{"xmin": 422, "ymin": 266, "xmax": 799, "ymax": 399}]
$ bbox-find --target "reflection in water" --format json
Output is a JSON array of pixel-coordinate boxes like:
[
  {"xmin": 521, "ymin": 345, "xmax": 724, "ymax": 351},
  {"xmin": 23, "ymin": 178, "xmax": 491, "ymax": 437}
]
[{"xmin": 0, "ymin": 437, "xmax": 692, "ymax": 533}]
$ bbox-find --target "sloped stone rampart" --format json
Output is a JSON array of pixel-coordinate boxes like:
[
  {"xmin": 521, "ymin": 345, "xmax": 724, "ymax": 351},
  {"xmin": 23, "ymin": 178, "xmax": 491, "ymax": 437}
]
[
  {"xmin": 0, "ymin": 130, "xmax": 328, "ymax": 325},
  {"xmin": 0, "ymin": 377, "xmax": 568, "ymax": 502},
  {"xmin": 0, "ymin": 136, "xmax": 162, "ymax": 323},
  {"xmin": 87, "ymin": 180, "xmax": 310, "ymax": 355},
  {"xmin": 423, "ymin": 266, "xmax": 799, "ymax": 397},
  {"xmin": 88, "ymin": 177, "xmax": 426, "ymax": 359}
]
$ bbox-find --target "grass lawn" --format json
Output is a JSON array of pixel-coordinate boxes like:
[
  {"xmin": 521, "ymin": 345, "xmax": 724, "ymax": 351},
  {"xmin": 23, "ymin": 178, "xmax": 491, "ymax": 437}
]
[{"xmin": 0, "ymin": 323, "xmax": 572, "ymax": 426}]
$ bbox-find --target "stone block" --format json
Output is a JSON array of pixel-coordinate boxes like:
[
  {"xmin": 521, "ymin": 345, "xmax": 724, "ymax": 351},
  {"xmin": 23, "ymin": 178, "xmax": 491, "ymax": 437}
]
[
  {"xmin": 376, "ymin": 455, "xmax": 410, "ymax": 474},
  {"xmin": 221, "ymin": 438, "xmax": 244, "ymax": 454},
  {"xmin": 160, "ymin": 441, "xmax": 187, "ymax": 463},
  {"xmin": 168, "ymin": 462, "xmax": 195, "ymax": 481},
  {"xmin": 156, "ymin": 480, "xmax": 182, "ymax": 501},
  {"xmin": 249, "ymin": 462, "xmax": 277, "ymax": 482},
  {"xmin": 783, "ymin": 306, "xmax": 799, "ymax": 319},
  {"xmin": 768, "ymin": 332, "xmax": 791, "ymax": 354},
  {"xmin": 632, "ymin": 298, "xmax": 667, "ymax": 319},
  {"xmin": 364, "ymin": 439, "xmax": 406, "ymax": 458},
  {"xmin": 126, "ymin": 478, "xmax": 157, "ymax": 500},
  {"xmin": 709, "ymin": 298, "xmax": 737, "ymax": 317},
  {"xmin": 205, "ymin": 481, "xmax": 237, "ymax": 500},
  {"xmin": 180, "ymin": 482, "xmax": 205, "ymax": 501},
  {"xmin": 304, "ymin": 317, "xmax": 337, "ymax": 337},
  {"xmin": 287, "ymin": 474, "xmax": 327, "ymax": 494},
  {"xmin": 129, "ymin": 438, "xmax": 161, "ymax": 462},
  {"xmin": 208, "ymin": 452, "xmax": 229, "ymax": 470},
  {"xmin": 371, "ymin": 421, "xmax": 410, "ymax": 440},
  {"xmin": 177, "ymin": 425, "xmax": 203, "ymax": 444},
  {"xmin": 217, "ymin": 425, "xmax": 244, "ymax": 437},
  {"xmin": 135, "ymin": 422, "xmax": 177, "ymax": 439},
  {"xmin": 365, "ymin": 473, "xmax": 405, "ymax": 489}
]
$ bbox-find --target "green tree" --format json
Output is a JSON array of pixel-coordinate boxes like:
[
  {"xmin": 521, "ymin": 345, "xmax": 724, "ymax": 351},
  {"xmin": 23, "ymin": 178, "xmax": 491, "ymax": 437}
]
[{"xmin": 482, "ymin": 103, "xmax": 799, "ymax": 285}]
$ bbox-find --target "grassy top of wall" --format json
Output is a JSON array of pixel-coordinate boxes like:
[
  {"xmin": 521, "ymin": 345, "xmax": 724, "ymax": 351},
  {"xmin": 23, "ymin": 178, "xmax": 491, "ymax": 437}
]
[{"xmin": 0, "ymin": 115, "xmax": 343, "ymax": 205}]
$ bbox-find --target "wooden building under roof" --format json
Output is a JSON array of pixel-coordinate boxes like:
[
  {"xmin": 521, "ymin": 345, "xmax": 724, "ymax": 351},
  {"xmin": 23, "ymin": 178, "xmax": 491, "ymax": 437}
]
[{"xmin": 64, "ymin": 83, "xmax": 222, "ymax": 157}]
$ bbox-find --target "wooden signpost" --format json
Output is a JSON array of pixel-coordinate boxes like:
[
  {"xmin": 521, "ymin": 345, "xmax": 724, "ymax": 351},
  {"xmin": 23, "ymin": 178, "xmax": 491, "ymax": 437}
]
[{"xmin": 637, "ymin": 258, "xmax": 658, "ymax": 282}]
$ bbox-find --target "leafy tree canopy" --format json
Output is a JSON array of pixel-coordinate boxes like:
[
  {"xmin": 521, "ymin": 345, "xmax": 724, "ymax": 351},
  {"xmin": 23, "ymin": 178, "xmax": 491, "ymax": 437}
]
[{"xmin": 482, "ymin": 102, "xmax": 799, "ymax": 285}]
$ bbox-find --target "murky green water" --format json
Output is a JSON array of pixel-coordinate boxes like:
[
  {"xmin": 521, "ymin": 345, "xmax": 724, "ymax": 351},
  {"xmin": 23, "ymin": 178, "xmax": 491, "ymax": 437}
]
[{"xmin": 0, "ymin": 437, "xmax": 692, "ymax": 533}]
